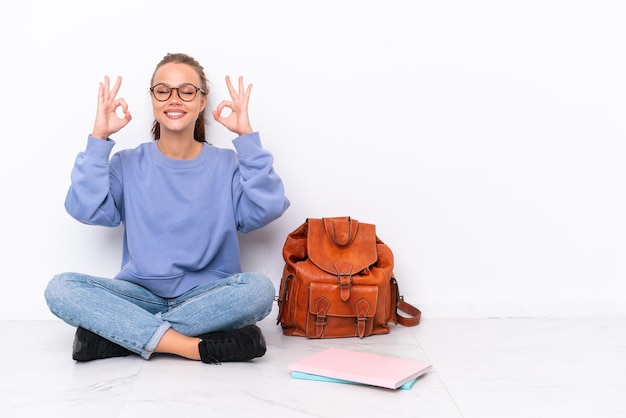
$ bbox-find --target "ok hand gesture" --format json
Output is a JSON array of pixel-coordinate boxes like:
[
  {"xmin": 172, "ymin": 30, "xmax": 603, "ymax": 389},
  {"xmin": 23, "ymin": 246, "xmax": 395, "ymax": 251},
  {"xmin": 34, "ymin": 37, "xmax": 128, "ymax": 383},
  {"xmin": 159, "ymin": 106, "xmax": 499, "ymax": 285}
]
[
  {"xmin": 212, "ymin": 75, "xmax": 253, "ymax": 136},
  {"xmin": 91, "ymin": 76, "xmax": 132, "ymax": 140}
]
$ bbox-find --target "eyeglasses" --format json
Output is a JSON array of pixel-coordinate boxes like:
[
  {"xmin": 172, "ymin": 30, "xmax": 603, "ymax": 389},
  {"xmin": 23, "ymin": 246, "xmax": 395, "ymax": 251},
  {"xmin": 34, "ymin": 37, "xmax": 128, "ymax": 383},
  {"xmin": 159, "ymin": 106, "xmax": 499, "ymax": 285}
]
[{"xmin": 150, "ymin": 83, "xmax": 206, "ymax": 102}]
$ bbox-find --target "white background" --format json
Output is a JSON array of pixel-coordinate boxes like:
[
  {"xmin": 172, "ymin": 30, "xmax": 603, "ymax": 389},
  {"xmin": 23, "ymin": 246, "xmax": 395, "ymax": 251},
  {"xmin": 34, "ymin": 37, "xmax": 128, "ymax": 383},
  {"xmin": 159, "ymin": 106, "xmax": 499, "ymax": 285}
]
[{"xmin": 1, "ymin": 0, "xmax": 624, "ymax": 320}]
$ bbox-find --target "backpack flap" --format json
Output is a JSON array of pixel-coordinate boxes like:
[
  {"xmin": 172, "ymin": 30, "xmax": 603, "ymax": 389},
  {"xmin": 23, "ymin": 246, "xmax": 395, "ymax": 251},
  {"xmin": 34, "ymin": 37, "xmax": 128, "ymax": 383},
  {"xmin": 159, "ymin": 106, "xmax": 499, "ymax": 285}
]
[
  {"xmin": 307, "ymin": 217, "xmax": 378, "ymax": 301},
  {"xmin": 307, "ymin": 282, "xmax": 379, "ymax": 338}
]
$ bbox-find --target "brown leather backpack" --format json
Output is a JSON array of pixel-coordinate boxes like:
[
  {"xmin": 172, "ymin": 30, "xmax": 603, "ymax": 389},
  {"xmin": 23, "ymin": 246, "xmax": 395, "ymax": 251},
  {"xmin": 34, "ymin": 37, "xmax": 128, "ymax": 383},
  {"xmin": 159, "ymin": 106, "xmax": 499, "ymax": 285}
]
[{"xmin": 276, "ymin": 216, "xmax": 421, "ymax": 338}]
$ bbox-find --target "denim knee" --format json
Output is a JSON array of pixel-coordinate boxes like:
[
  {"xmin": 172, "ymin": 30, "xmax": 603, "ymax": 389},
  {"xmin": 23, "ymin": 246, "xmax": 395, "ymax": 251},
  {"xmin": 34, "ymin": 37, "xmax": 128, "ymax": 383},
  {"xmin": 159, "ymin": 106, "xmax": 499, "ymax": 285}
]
[
  {"xmin": 43, "ymin": 272, "xmax": 80, "ymax": 324},
  {"xmin": 244, "ymin": 272, "xmax": 276, "ymax": 306},
  {"xmin": 44, "ymin": 272, "xmax": 70, "ymax": 307}
]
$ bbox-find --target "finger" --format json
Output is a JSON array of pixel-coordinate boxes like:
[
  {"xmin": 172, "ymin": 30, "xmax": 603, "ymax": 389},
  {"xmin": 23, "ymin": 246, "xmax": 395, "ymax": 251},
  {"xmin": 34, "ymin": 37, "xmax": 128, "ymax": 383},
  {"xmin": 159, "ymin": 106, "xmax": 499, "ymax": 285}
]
[
  {"xmin": 117, "ymin": 98, "xmax": 130, "ymax": 113},
  {"xmin": 97, "ymin": 81, "xmax": 104, "ymax": 103},
  {"xmin": 225, "ymin": 75, "xmax": 237, "ymax": 98},
  {"xmin": 231, "ymin": 75, "xmax": 251, "ymax": 105},
  {"xmin": 243, "ymin": 82, "xmax": 253, "ymax": 107},
  {"xmin": 214, "ymin": 100, "xmax": 232, "ymax": 116},
  {"xmin": 214, "ymin": 101, "xmax": 224, "ymax": 117},
  {"xmin": 110, "ymin": 76, "xmax": 123, "ymax": 98},
  {"xmin": 238, "ymin": 76, "xmax": 244, "ymax": 95},
  {"xmin": 102, "ymin": 76, "xmax": 111, "ymax": 101}
]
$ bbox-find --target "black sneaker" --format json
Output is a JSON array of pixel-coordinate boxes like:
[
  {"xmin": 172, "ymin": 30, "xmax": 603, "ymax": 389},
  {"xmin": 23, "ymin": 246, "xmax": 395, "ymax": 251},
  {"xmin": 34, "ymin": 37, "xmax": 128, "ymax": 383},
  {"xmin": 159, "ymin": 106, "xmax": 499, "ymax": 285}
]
[
  {"xmin": 197, "ymin": 324, "xmax": 267, "ymax": 364},
  {"xmin": 72, "ymin": 327, "xmax": 133, "ymax": 362}
]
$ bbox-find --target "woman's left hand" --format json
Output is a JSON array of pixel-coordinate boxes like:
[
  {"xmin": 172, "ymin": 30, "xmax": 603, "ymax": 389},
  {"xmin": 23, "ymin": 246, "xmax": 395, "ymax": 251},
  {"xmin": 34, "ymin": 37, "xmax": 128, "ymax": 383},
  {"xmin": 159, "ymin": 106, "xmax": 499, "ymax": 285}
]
[{"xmin": 212, "ymin": 75, "xmax": 253, "ymax": 136}]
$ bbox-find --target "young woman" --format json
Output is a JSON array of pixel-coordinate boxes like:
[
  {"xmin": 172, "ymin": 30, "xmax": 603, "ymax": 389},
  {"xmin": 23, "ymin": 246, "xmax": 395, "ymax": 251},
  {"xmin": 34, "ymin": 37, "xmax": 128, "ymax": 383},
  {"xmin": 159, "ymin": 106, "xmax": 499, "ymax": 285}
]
[{"xmin": 44, "ymin": 53, "xmax": 290, "ymax": 364}]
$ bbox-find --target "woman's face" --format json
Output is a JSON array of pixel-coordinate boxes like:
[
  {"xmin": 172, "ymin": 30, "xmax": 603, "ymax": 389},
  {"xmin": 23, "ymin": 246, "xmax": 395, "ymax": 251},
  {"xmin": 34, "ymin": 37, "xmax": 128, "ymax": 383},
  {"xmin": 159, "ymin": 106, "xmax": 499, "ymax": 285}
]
[{"xmin": 151, "ymin": 62, "xmax": 207, "ymax": 137}]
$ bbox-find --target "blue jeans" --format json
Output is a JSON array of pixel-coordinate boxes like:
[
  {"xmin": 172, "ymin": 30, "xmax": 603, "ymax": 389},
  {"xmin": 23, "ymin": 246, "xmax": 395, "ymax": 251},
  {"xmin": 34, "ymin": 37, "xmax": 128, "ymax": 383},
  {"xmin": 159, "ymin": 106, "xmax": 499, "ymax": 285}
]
[{"xmin": 44, "ymin": 272, "xmax": 275, "ymax": 359}]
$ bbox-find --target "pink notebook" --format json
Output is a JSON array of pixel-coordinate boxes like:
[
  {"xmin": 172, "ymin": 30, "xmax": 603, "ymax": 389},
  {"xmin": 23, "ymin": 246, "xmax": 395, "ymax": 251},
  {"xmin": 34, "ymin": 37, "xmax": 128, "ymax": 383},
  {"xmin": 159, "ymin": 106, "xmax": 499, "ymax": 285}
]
[{"xmin": 288, "ymin": 348, "xmax": 432, "ymax": 389}]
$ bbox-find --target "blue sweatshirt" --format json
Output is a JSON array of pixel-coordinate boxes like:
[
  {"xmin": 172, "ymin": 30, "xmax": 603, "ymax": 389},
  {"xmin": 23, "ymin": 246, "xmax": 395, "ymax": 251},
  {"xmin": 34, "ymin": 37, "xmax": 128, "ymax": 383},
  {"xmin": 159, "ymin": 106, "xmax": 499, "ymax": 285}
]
[{"xmin": 65, "ymin": 132, "xmax": 290, "ymax": 297}]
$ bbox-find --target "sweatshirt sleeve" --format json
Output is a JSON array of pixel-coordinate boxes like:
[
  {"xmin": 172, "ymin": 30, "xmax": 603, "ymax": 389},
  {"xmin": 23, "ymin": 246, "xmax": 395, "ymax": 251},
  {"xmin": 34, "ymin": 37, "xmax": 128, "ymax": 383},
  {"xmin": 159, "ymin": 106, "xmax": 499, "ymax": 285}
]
[
  {"xmin": 232, "ymin": 132, "xmax": 290, "ymax": 233},
  {"xmin": 64, "ymin": 135, "xmax": 123, "ymax": 227}
]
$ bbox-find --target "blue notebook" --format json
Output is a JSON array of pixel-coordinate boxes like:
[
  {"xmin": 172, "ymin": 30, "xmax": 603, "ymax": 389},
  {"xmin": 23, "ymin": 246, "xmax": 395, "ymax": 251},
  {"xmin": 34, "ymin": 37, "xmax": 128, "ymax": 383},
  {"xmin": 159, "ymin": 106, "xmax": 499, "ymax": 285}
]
[{"xmin": 290, "ymin": 371, "xmax": 419, "ymax": 390}]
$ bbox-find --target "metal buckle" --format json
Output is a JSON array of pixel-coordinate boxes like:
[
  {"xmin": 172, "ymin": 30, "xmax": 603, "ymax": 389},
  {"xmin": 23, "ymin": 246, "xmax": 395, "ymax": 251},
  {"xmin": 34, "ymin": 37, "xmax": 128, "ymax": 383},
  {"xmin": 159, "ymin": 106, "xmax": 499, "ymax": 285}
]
[{"xmin": 337, "ymin": 273, "xmax": 352, "ymax": 288}]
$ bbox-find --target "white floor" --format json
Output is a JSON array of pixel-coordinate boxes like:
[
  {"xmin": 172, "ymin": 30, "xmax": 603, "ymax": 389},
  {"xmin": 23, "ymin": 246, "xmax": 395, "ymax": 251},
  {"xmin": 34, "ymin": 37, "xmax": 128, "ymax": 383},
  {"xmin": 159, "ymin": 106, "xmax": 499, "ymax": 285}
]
[{"xmin": 1, "ymin": 312, "xmax": 625, "ymax": 418}]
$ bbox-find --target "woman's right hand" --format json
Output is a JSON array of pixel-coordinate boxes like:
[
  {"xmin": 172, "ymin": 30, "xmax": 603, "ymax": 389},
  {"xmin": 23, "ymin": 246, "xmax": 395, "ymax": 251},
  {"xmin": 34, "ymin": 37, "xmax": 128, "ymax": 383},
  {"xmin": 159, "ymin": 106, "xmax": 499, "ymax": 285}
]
[{"xmin": 91, "ymin": 76, "xmax": 132, "ymax": 140}]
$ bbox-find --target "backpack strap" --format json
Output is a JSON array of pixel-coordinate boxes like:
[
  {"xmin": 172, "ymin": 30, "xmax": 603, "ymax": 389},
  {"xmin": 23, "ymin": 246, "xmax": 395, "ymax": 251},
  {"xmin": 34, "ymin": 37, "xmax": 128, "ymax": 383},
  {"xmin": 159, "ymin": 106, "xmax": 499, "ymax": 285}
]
[
  {"xmin": 391, "ymin": 277, "xmax": 422, "ymax": 327},
  {"xmin": 397, "ymin": 298, "xmax": 421, "ymax": 327}
]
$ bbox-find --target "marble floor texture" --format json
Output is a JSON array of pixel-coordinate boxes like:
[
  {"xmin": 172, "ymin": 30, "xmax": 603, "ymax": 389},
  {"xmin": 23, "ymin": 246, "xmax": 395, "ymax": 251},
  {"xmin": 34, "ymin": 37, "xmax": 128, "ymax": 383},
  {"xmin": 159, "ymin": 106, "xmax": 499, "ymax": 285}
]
[{"xmin": 1, "ymin": 311, "xmax": 625, "ymax": 418}]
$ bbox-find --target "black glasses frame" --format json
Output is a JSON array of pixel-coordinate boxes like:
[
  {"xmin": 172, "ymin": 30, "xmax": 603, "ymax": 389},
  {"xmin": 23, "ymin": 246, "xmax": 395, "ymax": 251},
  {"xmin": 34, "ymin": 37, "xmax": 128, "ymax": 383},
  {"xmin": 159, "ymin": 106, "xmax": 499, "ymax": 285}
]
[{"xmin": 150, "ymin": 83, "xmax": 206, "ymax": 102}]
